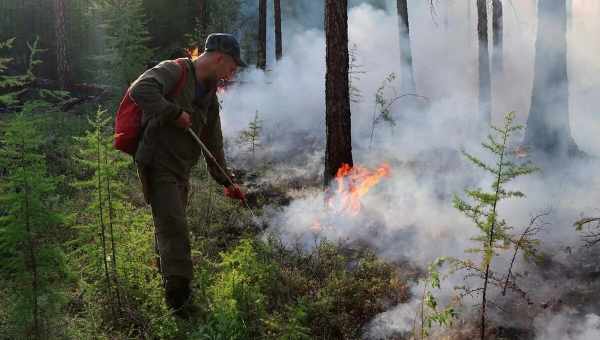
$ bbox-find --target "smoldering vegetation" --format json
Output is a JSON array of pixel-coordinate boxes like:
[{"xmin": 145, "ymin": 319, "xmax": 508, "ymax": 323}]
[{"xmin": 221, "ymin": 0, "xmax": 600, "ymax": 338}]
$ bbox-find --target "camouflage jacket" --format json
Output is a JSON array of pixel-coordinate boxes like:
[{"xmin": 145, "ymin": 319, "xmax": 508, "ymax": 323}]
[{"xmin": 129, "ymin": 58, "xmax": 230, "ymax": 186}]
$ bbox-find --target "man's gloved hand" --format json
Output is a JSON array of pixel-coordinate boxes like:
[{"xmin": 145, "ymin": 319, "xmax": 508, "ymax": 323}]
[
  {"xmin": 175, "ymin": 111, "xmax": 192, "ymax": 129},
  {"xmin": 224, "ymin": 185, "xmax": 246, "ymax": 201}
]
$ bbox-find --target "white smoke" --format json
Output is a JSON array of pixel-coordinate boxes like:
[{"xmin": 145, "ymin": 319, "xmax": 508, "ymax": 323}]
[
  {"xmin": 534, "ymin": 310, "xmax": 600, "ymax": 340},
  {"xmin": 218, "ymin": 0, "xmax": 600, "ymax": 337}
]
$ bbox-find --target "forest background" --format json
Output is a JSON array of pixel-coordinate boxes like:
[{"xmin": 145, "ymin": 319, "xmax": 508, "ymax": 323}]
[{"xmin": 2, "ymin": 0, "xmax": 600, "ymax": 339}]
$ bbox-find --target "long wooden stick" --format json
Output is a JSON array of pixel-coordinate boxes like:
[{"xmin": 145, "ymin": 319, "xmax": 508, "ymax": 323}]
[{"xmin": 187, "ymin": 128, "xmax": 257, "ymax": 219}]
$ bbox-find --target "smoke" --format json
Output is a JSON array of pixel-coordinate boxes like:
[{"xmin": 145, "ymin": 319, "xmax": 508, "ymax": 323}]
[
  {"xmin": 534, "ymin": 310, "xmax": 600, "ymax": 340},
  {"xmin": 218, "ymin": 0, "xmax": 600, "ymax": 336},
  {"xmin": 364, "ymin": 298, "xmax": 421, "ymax": 338}
]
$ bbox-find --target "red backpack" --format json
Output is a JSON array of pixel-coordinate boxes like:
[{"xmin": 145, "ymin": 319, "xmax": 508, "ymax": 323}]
[{"xmin": 114, "ymin": 58, "xmax": 188, "ymax": 155}]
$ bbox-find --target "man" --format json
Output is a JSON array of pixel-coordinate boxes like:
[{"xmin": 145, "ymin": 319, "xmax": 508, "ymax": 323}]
[{"xmin": 129, "ymin": 33, "xmax": 247, "ymax": 316}]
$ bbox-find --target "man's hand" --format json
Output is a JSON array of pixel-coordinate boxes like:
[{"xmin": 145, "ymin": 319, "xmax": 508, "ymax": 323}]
[
  {"xmin": 175, "ymin": 111, "xmax": 192, "ymax": 129},
  {"xmin": 224, "ymin": 185, "xmax": 246, "ymax": 201}
]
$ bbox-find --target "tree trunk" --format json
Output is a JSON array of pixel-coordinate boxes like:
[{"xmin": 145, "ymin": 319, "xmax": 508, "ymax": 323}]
[
  {"xmin": 54, "ymin": 0, "xmax": 70, "ymax": 89},
  {"xmin": 492, "ymin": 0, "xmax": 503, "ymax": 73},
  {"xmin": 198, "ymin": 0, "xmax": 209, "ymax": 51},
  {"xmin": 257, "ymin": 0, "xmax": 267, "ymax": 70},
  {"xmin": 477, "ymin": 0, "xmax": 491, "ymax": 125},
  {"xmin": 23, "ymin": 179, "xmax": 40, "ymax": 339},
  {"xmin": 524, "ymin": 0, "xmax": 579, "ymax": 157},
  {"xmin": 324, "ymin": 0, "xmax": 353, "ymax": 187},
  {"xmin": 274, "ymin": 0, "xmax": 283, "ymax": 60},
  {"xmin": 396, "ymin": 0, "xmax": 416, "ymax": 93}
]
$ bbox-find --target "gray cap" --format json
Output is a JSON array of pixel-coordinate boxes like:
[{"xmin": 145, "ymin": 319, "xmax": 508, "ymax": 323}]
[{"xmin": 204, "ymin": 33, "xmax": 247, "ymax": 67}]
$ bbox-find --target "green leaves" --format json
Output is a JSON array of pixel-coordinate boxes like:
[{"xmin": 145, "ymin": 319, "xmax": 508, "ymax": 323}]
[
  {"xmin": 424, "ymin": 291, "xmax": 437, "ymax": 309},
  {"xmin": 418, "ymin": 256, "xmax": 459, "ymax": 337}
]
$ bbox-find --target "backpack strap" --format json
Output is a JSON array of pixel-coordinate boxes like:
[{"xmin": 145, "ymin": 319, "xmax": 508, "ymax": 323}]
[{"xmin": 167, "ymin": 58, "xmax": 188, "ymax": 98}]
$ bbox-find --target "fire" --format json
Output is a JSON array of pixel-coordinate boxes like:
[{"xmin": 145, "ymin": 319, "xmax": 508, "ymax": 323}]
[
  {"xmin": 186, "ymin": 47, "xmax": 200, "ymax": 59},
  {"xmin": 309, "ymin": 163, "xmax": 391, "ymax": 234},
  {"xmin": 327, "ymin": 163, "xmax": 391, "ymax": 216}
]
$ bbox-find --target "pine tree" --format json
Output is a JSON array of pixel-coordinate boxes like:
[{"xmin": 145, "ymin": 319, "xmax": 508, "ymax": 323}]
[
  {"xmin": 452, "ymin": 112, "xmax": 538, "ymax": 339},
  {"xmin": 523, "ymin": 0, "xmax": 580, "ymax": 157},
  {"xmin": 324, "ymin": 0, "xmax": 353, "ymax": 187},
  {"xmin": 72, "ymin": 108, "xmax": 129, "ymax": 324},
  {"xmin": 274, "ymin": 0, "xmax": 283, "ymax": 61},
  {"xmin": 186, "ymin": 0, "xmax": 244, "ymax": 52},
  {"xmin": 53, "ymin": 0, "xmax": 71, "ymax": 89},
  {"xmin": 95, "ymin": 0, "xmax": 153, "ymax": 89},
  {"xmin": 396, "ymin": 0, "xmax": 416, "ymax": 93},
  {"xmin": 477, "ymin": 0, "xmax": 491, "ymax": 125},
  {"xmin": 0, "ymin": 37, "xmax": 43, "ymax": 107},
  {"xmin": 71, "ymin": 107, "xmax": 178, "ymax": 336},
  {"xmin": 492, "ymin": 0, "xmax": 503, "ymax": 74},
  {"xmin": 239, "ymin": 110, "xmax": 263, "ymax": 159},
  {"xmin": 257, "ymin": 0, "xmax": 267, "ymax": 70},
  {"xmin": 0, "ymin": 110, "xmax": 69, "ymax": 339}
]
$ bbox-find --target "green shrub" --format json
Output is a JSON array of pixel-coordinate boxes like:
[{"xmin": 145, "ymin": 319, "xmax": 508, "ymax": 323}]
[{"xmin": 194, "ymin": 239, "xmax": 275, "ymax": 339}]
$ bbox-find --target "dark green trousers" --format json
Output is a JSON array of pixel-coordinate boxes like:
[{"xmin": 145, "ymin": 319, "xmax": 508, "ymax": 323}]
[{"xmin": 148, "ymin": 167, "xmax": 193, "ymax": 281}]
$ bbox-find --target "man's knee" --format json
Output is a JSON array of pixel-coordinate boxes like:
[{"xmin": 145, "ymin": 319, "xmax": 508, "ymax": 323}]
[{"xmin": 148, "ymin": 171, "xmax": 193, "ymax": 279}]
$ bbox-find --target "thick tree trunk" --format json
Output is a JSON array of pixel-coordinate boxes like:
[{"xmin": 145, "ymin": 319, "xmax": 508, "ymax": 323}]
[
  {"xmin": 492, "ymin": 0, "xmax": 503, "ymax": 73},
  {"xmin": 54, "ymin": 0, "xmax": 70, "ymax": 89},
  {"xmin": 477, "ymin": 0, "xmax": 491, "ymax": 125},
  {"xmin": 257, "ymin": 0, "xmax": 267, "ymax": 70},
  {"xmin": 274, "ymin": 0, "xmax": 282, "ymax": 60},
  {"xmin": 524, "ymin": 0, "xmax": 579, "ymax": 157},
  {"xmin": 324, "ymin": 0, "xmax": 353, "ymax": 187},
  {"xmin": 396, "ymin": 0, "xmax": 416, "ymax": 93}
]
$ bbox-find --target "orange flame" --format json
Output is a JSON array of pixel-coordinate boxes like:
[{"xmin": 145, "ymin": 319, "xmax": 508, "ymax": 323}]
[
  {"xmin": 328, "ymin": 163, "xmax": 391, "ymax": 216},
  {"xmin": 186, "ymin": 47, "xmax": 200, "ymax": 60}
]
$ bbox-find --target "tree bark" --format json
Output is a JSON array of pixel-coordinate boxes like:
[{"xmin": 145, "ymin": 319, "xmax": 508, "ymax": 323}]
[
  {"xmin": 477, "ymin": 0, "xmax": 491, "ymax": 125},
  {"xmin": 492, "ymin": 0, "xmax": 503, "ymax": 73},
  {"xmin": 396, "ymin": 0, "xmax": 416, "ymax": 93},
  {"xmin": 524, "ymin": 0, "xmax": 579, "ymax": 157},
  {"xmin": 23, "ymin": 178, "xmax": 39, "ymax": 339},
  {"xmin": 257, "ymin": 0, "xmax": 267, "ymax": 70},
  {"xmin": 274, "ymin": 0, "xmax": 283, "ymax": 60},
  {"xmin": 198, "ymin": 0, "xmax": 209, "ymax": 51},
  {"xmin": 54, "ymin": 0, "xmax": 70, "ymax": 89},
  {"xmin": 324, "ymin": 0, "xmax": 353, "ymax": 187}
]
